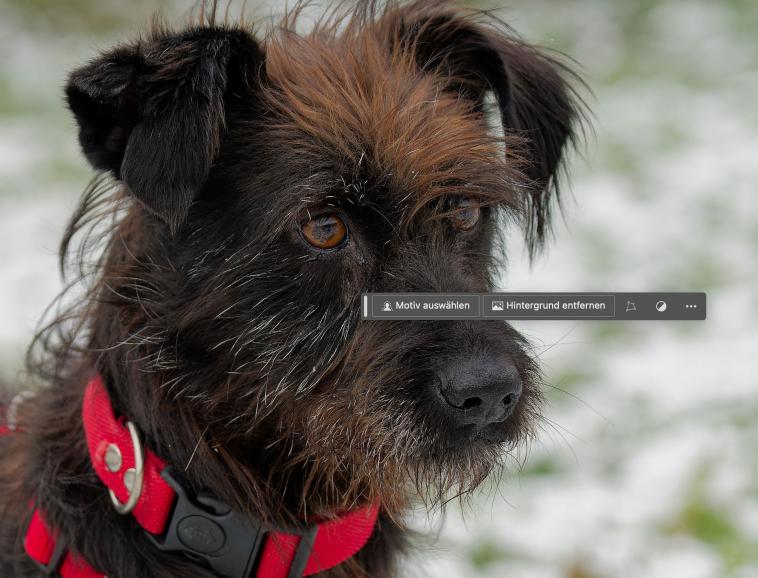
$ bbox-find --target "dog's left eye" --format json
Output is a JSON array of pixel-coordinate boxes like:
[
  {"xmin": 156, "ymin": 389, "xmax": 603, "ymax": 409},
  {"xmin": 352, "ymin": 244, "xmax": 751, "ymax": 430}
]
[
  {"xmin": 301, "ymin": 213, "xmax": 348, "ymax": 250},
  {"xmin": 450, "ymin": 198, "xmax": 481, "ymax": 231}
]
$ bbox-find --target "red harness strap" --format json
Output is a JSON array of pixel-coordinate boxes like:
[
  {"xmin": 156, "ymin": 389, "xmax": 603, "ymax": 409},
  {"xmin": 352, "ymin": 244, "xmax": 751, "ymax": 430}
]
[
  {"xmin": 11, "ymin": 377, "xmax": 380, "ymax": 577},
  {"xmin": 24, "ymin": 509, "xmax": 105, "ymax": 578}
]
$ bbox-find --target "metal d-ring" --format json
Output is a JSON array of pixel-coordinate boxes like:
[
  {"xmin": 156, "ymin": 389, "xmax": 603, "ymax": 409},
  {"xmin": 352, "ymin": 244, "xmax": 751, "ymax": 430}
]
[{"xmin": 108, "ymin": 421, "xmax": 145, "ymax": 515}]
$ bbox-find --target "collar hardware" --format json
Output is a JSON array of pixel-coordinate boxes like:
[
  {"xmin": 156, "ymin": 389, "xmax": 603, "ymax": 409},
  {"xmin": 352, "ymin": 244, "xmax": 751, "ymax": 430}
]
[
  {"xmin": 285, "ymin": 524, "xmax": 319, "ymax": 578},
  {"xmin": 108, "ymin": 420, "xmax": 144, "ymax": 515},
  {"xmin": 146, "ymin": 466, "xmax": 309, "ymax": 578}
]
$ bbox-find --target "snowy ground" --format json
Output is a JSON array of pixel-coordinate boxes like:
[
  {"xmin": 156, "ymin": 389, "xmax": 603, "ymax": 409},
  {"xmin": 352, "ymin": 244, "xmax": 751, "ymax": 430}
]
[{"xmin": 1, "ymin": 1, "xmax": 757, "ymax": 577}]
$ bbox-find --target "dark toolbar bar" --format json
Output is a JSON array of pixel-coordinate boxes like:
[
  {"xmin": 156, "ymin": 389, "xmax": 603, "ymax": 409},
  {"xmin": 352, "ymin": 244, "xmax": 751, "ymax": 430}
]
[{"xmin": 362, "ymin": 293, "xmax": 706, "ymax": 320}]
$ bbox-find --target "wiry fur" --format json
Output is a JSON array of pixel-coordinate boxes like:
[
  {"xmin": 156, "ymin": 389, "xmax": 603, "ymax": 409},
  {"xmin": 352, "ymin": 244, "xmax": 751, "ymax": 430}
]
[{"xmin": 0, "ymin": 1, "xmax": 584, "ymax": 576}]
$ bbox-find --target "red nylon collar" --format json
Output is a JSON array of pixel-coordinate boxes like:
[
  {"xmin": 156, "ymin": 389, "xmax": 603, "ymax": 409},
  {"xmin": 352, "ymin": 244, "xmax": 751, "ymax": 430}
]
[{"xmin": 16, "ymin": 376, "xmax": 380, "ymax": 577}]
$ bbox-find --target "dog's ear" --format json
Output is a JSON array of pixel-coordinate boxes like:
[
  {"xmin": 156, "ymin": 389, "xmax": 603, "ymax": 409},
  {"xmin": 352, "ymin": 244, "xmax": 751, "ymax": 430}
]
[
  {"xmin": 403, "ymin": 12, "xmax": 582, "ymax": 253},
  {"xmin": 65, "ymin": 28, "xmax": 262, "ymax": 230}
]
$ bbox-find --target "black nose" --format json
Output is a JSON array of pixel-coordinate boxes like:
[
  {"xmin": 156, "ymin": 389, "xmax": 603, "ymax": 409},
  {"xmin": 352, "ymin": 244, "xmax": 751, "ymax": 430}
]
[{"xmin": 436, "ymin": 358, "xmax": 522, "ymax": 427}]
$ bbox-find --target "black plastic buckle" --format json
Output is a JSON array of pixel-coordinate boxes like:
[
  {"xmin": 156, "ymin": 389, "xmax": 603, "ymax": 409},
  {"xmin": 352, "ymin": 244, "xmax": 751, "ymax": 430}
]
[{"xmin": 148, "ymin": 467, "xmax": 317, "ymax": 578}]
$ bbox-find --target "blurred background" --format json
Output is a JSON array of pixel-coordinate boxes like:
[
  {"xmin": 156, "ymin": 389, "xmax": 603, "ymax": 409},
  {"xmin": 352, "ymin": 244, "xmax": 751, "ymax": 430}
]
[{"xmin": 1, "ymin": 1, "xmax": 757, "ymax": 577}]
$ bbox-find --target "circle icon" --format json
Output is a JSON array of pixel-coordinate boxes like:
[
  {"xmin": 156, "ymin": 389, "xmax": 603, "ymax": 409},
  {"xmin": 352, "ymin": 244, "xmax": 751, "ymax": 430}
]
[{"xmin": 655, "ymin": 300, "xmax": 667, "ymax": 312}]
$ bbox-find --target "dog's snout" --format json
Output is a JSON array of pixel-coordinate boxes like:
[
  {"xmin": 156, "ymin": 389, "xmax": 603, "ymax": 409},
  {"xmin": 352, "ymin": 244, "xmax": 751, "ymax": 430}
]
[{"xmin": 436, "ymin": 358, "xmax": 522, "ymax": 427}]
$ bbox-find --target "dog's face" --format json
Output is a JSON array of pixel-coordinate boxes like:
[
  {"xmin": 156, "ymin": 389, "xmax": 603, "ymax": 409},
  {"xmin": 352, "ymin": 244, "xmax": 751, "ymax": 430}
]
[{"xmin": 65, "ymin": 2, "xmax": 579, "ymax": 508}]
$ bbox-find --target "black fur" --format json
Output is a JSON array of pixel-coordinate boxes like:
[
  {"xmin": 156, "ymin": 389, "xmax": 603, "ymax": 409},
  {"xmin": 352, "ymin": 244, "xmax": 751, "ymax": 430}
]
[{"xmin": 66, "ymin": 28, "xmax": 263, "ymax": 230}]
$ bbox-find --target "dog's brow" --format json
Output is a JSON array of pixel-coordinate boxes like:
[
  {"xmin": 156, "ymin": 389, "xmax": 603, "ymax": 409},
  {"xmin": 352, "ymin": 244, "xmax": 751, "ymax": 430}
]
[{"xmin": 261, "ymin": 22, "xmax": 523, "ymax": 227}]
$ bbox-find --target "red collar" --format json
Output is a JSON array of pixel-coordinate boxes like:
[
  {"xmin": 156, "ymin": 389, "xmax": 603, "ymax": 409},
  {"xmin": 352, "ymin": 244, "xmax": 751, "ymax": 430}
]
[{"xmin": 18, "ymin": 376, "xmax": 380, "ymax": 578}]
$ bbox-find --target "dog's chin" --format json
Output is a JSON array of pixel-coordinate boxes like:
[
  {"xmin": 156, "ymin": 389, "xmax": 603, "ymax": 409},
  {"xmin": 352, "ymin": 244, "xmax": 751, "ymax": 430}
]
[
  {"xmin": 399, "ymin": 434, "xmax": 505, "ymax": 504},
  {"xmin": 416, "ymin": 420, "xmax": 519, "ymax": 468},
  {"xmin": 384, "ymin": 406, "xmax": 530, "ymax": 502}
]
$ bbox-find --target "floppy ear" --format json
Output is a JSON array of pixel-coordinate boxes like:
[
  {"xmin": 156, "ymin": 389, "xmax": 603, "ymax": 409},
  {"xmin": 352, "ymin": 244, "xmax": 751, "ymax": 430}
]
[
  {"xmin": 65, "ymin": 28, "xmax": 263, "ymax": 230},
  {"xmin": 404, "ymin": 12, "xmax": 583, "ymax": 254}
]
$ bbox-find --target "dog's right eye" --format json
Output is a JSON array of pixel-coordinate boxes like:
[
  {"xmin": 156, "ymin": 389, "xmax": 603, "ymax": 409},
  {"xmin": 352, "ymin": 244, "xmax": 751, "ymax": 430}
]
[
  {"xmin": 449, "ymin": 198, "xmax": 482, "ymax": 232},
  {"xmin": 301, "ymin": 214, "xmax": 348, "ymax": 250}
]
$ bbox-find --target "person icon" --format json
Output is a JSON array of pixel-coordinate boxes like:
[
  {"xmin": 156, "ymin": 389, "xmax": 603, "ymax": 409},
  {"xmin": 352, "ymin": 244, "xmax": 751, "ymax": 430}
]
[{"xmin": 383, "ymin": 301, "xmax": 392, "ymax": 312}]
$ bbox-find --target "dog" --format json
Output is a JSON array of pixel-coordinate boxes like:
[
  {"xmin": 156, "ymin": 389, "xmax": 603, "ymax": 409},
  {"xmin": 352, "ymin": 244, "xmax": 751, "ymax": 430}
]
[{"xmin": 0, "ymin": 1, "xmax": 583, "ymax": 576}]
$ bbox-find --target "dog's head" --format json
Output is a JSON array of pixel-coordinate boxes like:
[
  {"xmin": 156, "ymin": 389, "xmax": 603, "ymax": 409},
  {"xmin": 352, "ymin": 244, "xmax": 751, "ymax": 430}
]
[{"xmin": 63, "ymin": 1, "xmax": 581, "ymax": 513}]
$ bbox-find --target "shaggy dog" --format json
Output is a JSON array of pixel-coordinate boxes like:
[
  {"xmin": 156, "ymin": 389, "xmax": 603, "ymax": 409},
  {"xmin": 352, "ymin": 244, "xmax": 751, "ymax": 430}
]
[{"xmin": 0, "ymin": 1, "xmax": 583, "ymax": 576}]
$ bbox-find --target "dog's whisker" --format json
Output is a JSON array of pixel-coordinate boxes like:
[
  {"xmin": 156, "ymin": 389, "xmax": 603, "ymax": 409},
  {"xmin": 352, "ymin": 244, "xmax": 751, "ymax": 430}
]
[
  {"xmin": 545, "ymin": 382, "xmax": 608, "ymax": 422},
  {"xmin": 184, "ymin": 427, "xmax": 209, "ymax": 472}
]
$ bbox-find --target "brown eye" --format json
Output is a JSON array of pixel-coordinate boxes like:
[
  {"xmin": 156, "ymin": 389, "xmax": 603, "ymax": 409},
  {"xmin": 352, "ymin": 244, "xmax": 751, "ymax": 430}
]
[
  {"xmin": 450, "ymin": 198, "xmax": 481, "ymax": 231},
  {"xmin": 301, "ymin": 214, "xmax": 348, "ymax": 250}
]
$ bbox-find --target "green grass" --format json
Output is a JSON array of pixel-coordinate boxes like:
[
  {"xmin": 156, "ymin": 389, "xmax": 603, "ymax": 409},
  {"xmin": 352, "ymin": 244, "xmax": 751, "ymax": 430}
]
[
  {"xmin": 520, "ymin": 456, "xmax": 562, "ymax": 477},
  {"xmin": 3, "ymin": 0, "xmax": 161, "ymax": 34},
  {"xmin": 468, "ymin": 540, "xmax": 512, "ymax": 570},
  {"xmin": 665, "ymin": 465, "xmax": 758, "ymax": 573},
  {"xmin": 588, "ymin": 321, "xmax": 639, "ymax": 344},
  {"xmin": 677, "ymin": 254, "xmax": 726, "ymax": 292}
]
